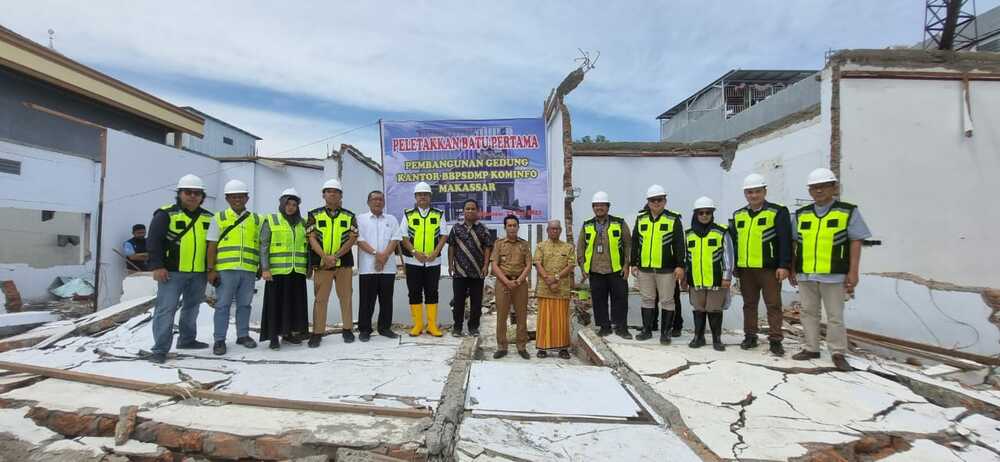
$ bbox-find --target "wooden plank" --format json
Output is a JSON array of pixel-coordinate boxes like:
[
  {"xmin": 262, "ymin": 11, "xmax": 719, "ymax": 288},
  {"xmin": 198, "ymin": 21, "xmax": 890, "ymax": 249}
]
[{"xmin": 0, "ymin": 361, "xmax": 432, "ymax": 419}]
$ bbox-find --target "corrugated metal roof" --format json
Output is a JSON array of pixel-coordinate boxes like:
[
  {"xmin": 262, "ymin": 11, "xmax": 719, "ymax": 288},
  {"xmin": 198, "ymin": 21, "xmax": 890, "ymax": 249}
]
[
  {"xmin": 181, "ymin": 106, "xmax": 262, "ymax": 140},
  {"xmin": 656, "ymin": 69, "xmax": 817, "ymax": 120}
]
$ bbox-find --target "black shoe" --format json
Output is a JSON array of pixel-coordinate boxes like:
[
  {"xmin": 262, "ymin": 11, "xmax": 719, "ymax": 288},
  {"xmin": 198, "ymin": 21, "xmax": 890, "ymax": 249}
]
[
  {"xmin": 689, "ymin": 311, "xmax": 707, "ymax": 348},
  {"xmin": 559, "ymin": 349, "xmax": 571, "ymax": 359},
  {"xmin": 670, "ymin": 327, "xmax": 683, "ymax": 338},
  {"xmin": 468, "ymin": 328, "xmax": 480, "ymax": 337},
  {"xmin": 596, "ymin": 326, "xmax": 612, "ymax": 337},
  {"xmin": 537, "ymin": 350, "xmax": 548, "ymax": 358},
  {"xmin": 342, "ymin": 331, "xmax": 355, "ymax": 343},
  {"xmin": 740, "ymin": 335, "xmax": 758, "ymax": 350},
  {"xmin": 308, "ymin": 334, "xmax": 322, "ymax": 348},
  {"xmin": 493, "ymin": 350, "xmax": 508, "ymax": 359},
  {"xmin": 378, "ymin": 329, "xmax": 399, "ymax": 339},
  {"xmin": 792, "ymin": 350, "xmax": 821, "ymax": 361},
  {"xmin": 635, "ymin": 309, "xmax": 654, "ymax": 341},
  {"xmin": 269, "ymin": 337, "xmax": 281, "ymax": 350},
  {"xmin": 615, "ymin": 325, "xmax": 633, "ymax": 340},
  {"xmin": 359, "ymin": 331, "xmax": 371, "ymax": 342},
  {"xmin": 213, "ymin": 341, "xmax": 226, "ymax": 356},
  {"xmin": 148, "ymin": 352, "xmax": 167, "ymax": 364},
  {"xmin": 284, "ymin": 334, "xmax": 302, "ymax": 345},
  {"xmin": 708, "ymin": 312, "xmax": 726, "ymax": 351},
  {"xmin": 769, "ymin": 341, "xmax": 785, "ymax": 356},
  {"xmin": 659, "ymin": 310, "xmax": 675, "ymax": 345},
  {"xmin": 518, "ymin": 350, "xmax": 530, "ymax": 360},
  {"xmin": 176, "ymin": 340, "xmax": 209, "ymax": 350},
  {"xmin": 832, "ymin": 353, "xmax": 853, "ymax": 372},
  {"xmin": 451, "ymin": 327, "xmax": 463, "ymax": 338},
  {"xmin": 236, "ymin": 337, "xmax": 257, "ymax": 349},
  {"xmin": 510, "ymin": 314, "xmax": 517, "ymax": 325}
]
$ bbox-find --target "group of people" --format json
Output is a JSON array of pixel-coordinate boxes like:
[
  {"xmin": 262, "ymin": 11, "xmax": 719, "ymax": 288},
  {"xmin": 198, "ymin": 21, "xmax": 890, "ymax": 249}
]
[{"xmin": 142, "ymin": 166, "xmax": 868, "ymax": 372}]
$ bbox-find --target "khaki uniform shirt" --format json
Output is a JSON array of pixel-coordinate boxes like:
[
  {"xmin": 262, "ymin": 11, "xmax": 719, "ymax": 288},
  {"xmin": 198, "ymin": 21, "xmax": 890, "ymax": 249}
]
[
  {"xmin": 492, "ymin": 237, "xmax": 531, "ymax": 278},
  {"xmin": 576, "ymin": 217, "xmax": 631, "ymax": 274},
  {"xmin": 534, "ymin": 240, "xmax": 575, "ymax": 299}
]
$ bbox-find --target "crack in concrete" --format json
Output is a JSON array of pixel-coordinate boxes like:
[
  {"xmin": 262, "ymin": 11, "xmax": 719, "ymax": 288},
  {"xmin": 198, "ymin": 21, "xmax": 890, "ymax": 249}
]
[
  {"xmin": 722, "ymin": 392, "xmax": 756, "ymax": 460},
  {"xmin": 646, "ymin": 360, "xmax": 714, "ymax": 380},
  {"xmin": 862, "ymin": 400, "xmax": 926, "ymax": 423}
]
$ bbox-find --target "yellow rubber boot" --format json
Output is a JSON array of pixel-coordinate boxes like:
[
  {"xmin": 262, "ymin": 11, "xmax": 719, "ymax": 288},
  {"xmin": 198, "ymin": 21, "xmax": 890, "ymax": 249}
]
[
  {"xmin": 409, "ymin": 304, "xmax": 424, "ymax": 337},
  {"xmin": 425, "ymin": 304, "xmax": 443, "ymax": 337}
]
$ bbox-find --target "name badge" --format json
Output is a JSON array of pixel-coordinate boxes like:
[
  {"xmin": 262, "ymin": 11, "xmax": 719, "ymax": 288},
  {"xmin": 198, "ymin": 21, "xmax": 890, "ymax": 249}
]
[{"xmin": 596, "ymin": 244, "xmax": 605, "ymax": 254}]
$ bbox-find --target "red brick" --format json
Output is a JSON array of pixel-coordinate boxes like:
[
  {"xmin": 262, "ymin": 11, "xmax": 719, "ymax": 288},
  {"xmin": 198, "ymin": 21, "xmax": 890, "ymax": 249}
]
[
  {"xmin": 155, "ymin": 426, "xmax": 204, "ymax": 453},
  {"xmin": 255, "ymin": 435, "xmax": 293, "ymax": 460},
  {"xmin": 203, "ymin": 432, "xmax": 250, "ymax": 460}
]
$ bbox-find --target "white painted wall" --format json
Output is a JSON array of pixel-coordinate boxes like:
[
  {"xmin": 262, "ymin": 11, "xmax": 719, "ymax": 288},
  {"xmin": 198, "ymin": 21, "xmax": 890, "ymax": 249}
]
[
  {"xmin": 100, "ymin": 130, "xmax": 222, "ymax": 308},
  {"xmin": 0, "ymin": 209, "xmax": 87, "ymax": 267},
  {"xmin": 0, "ymin": 139, "xmax": 99, "ymax": 301}
]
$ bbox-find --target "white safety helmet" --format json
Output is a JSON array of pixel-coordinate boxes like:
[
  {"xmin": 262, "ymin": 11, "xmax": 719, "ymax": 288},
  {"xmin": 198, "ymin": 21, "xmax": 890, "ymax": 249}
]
[
  {"xmin": 693, "ymin": 196, "xmax": 716, "ymax": 210},
  {"xmin": 176, "ymin": 174, "xmax": 205, "ymax": 191},
  {"xmin": 223, "ymin": 179, "xmax": 249, "ymax": 195},
  {"xmin": 414, "ymin": 182, "xmax": 432, "ymax": 194},
  {"xmin": 645, "ymin": 184, "xmax": 667, "ymax": 199},
  {"xmin": 322, "ymin": 178, "xmax": 343, "ymax": 191},
  {"xmin": 742, "ymin": 173, "xmax": 767, "ymax": 190},
  {"xmin": 280, "ymin": 188, "xmax": 300, "ymax": 201},
  {"xmin": 807, "ymin": 167, "xmax": 838, "ymax": 186},
  {"xmin": 591, "ymin": 191, "xmax": 610, "ymax": 204}
]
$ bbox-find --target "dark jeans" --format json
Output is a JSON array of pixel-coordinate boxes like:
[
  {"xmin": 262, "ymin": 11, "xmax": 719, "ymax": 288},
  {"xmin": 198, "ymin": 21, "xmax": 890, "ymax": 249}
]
[
  {"xmin": 358, "ymin": 274, "xmax": 395, "ymax": 333},
  {"xmin": 405, "ymin": 264, "xmax": 440, "ymax": 304},
  {"xmin": 452, "ymin": 277, "xmax": 485, "ymax": 330},
  {"xmin": 590, "ymin": 272, "xmax": 627, "ymax": 328}
]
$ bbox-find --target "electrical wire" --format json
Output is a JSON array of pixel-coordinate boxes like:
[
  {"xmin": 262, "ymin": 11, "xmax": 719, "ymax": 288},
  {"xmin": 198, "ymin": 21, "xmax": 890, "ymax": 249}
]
[
  {"xmin": 926, "ymin": 286, "xmax": 981, "ymax": 350},
  {"xmin": 894, "ymin": 278, "xmax": 943, "ymax": 346},
  {"xmin": 267, "ymin": 120, "xmax": 379, "ymax": 157}
]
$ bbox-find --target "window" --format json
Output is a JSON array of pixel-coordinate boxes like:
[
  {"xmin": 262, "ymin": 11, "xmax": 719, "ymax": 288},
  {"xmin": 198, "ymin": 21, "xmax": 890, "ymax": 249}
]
[
  {"xmin": 223, "ymin": 136, "xmax": 234, "ymax": 146},
  {"xmin": 0, "ymin": 158, "xmax": 20, "ymax": 175},
  {"xmin": 1, "ymin": 208, "xmax": 89, "ymax": 267}
]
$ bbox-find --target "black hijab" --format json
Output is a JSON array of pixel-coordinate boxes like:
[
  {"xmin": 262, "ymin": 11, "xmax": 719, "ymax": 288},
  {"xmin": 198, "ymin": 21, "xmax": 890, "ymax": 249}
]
[
  {"xmin": 690, "ymin": 209, "xmax": 715, "ymax": 237},
  {"xmin": 279, "ymin": 195, "xmax": 302, "ymax": 225}
]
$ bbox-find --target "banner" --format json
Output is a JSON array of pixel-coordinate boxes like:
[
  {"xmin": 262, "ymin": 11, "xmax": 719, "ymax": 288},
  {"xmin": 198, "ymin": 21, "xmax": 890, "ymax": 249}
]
[{"xmin": 381, "ymin": 118, "xmax": 548, "ymax": 224}]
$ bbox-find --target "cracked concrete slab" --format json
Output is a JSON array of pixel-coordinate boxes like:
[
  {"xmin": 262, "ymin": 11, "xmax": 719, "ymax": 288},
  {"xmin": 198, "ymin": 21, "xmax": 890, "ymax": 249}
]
[
  {"xmin": 880, "ymin": 439, "xmax": 997, "ymax": 461},
  {"xmin": 0, "ymin": 407, "xmax": 60, "ymax": 445},
  {"xmin": 456, "ymin": 417, "xmax": 701, "ymax": 461}
]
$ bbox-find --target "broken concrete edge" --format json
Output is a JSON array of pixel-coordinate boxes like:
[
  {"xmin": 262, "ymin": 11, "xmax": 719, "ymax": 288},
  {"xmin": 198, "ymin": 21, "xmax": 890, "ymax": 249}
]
[
  {"xmin": 869, "ymin": 271, "xmax": 1000, "ymax": 338},
  {"xmin": 828, "ymin": 48, "xmax": 1000, "ymax": 72},
  {"xmin": 0, "ymin": 296, "xmax": 156, "ymax": 353},
  {"xmin": 1, "ymin": 400, "xmax": 424, "ymax": 461},
  {"xmin": 575, "ymin": 329, "xmax": 723, "ymax": 462},
  {"xmin": 425, "ymin": 336, "xmax": 477, "ymax": 462}
]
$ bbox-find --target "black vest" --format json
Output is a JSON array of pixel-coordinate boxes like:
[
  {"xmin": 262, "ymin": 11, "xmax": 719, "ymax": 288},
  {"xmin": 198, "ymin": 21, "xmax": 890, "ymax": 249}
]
[{"xmin": 126, "ymin": 237, "xmax": 150, "ymax": 271}]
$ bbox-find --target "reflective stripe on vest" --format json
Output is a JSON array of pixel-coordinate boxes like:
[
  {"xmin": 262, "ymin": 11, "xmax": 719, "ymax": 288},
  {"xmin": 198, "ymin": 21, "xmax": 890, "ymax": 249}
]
[
  {"xmin": 636, "ymin": 212, "xmax": 676, "ymax": 269},
  {"xmin": 686, "ymin": 226, "xmax": 727, "ymax": 288},
  {"xmin": 796, "ymin": 202, "xmax": 854, "ymax": 274},
  {"xmin": 268, "ymin": 214, "xmax": 307, "ymax": 275},
  {"xmin": 160, "ymin": 204, "xmax": 212, "ymax": 273},
  {"xmin": 405, "ymin": 208, "xmax": 443, "ymax": 254},
  {"xmin": 733, "ymin": 207, "xmax": 779, "ymax": 268},
  {"xmin": 582, "ymin": 218, "xmax": 623, "ymax": 273},
  {"xmin": 214, "ymin": 209, "xmax": 260, "ymax": 272},
  {"xmin": 312, "ymin": 208, "xmax": 353, "ymax": 266}
]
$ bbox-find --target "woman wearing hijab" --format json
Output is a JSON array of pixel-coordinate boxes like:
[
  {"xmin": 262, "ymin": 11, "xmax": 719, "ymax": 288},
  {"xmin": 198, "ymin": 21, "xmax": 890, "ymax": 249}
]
[
  {"xmin": 259, "ymin": 188, "xmax": 310, "ymax": 349},
  {"xmin": 681, "ymin": 196, "xmax": 734, "ymax": 351}
]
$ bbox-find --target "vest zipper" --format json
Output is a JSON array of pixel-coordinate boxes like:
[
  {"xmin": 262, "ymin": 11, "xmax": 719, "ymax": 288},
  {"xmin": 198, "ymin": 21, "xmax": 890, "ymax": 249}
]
[{"xmin": 744, "ymin": 212, "xmax": 754, "ymax": 267}]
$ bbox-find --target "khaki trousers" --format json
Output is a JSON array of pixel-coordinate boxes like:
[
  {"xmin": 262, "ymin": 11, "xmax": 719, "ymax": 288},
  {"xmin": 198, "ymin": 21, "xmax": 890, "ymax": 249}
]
[
  {"xmin": 798, "ymin": 281, "xmax": 848, "ymax": 354},
  {"xmin": 638, "ymin": 271, "xmax": 677, "ymax": 311},
  {"xmin": 689, "ymin": 288, "xmax": 727, "ymax": 312},
  {"xmin": 312, "ymin": 267, "xmax": 353, "ymax": 334},
  {"xmin": 739, "ymin": 268, "xmax": 784, "ymax": 341},
  {"xmin": 495, "ymin": 279, "xmax": 529, "ymax": 351}
]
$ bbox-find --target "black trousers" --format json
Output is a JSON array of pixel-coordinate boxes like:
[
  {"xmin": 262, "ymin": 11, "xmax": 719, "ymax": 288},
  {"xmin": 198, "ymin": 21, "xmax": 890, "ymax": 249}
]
[
  {"xmin": 652, "ymin": 280, "xmax": 684, "ymax": 328},
  {"xmin": 358, "ymin": 274, "xmax": 395, "ymax": 333},
  {"xmin": 452, "ymin": 277, "xmax": 485, "ymax": 330},
  {"xmin": 590, "ymin": 272, "xmax": 628, "ymax": 328},
  {"xmin": 405, "ymin": 264, "xmax": 440, "ymax": 304}
]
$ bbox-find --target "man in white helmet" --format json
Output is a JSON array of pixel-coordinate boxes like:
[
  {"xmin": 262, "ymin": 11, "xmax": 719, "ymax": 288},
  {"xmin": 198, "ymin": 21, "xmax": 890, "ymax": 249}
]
[
  {"xmin": 790, "ymin": 168, "xmax": 871, "ymax": 371},
  {"xmin": 730, "ymin": 173, "xmax": 793, "ymax": 356},
  {"xmin": 306, "ymin": 179, "xmax": 359, "ymax": 347},
  {"xmin": 631, "ymin": 185, "xmax": 685, "ymax": 343},
  {"xmin": 206, "ymin": 179, "xmax": 260, "ymax": 356},
  {"xmin": 146, "ymin": 174, "xmax": 213, "ymax": 363},
  {"xmin": 577, "ymin": 191, "xmax": 631, "ymax": 337},
  {"xmin": 400, "ymin": 182, "xmax": 447, "ymax": 337}
]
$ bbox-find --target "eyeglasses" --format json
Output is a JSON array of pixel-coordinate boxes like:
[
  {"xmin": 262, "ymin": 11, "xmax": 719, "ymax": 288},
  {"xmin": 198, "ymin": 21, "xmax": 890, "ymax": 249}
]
[{"xmin": 648, "ymin": 197, "xmax": 666, "ymax": 203}]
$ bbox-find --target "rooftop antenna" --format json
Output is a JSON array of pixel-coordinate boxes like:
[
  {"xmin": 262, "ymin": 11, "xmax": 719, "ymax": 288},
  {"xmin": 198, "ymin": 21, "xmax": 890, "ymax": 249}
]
[
  {"xmin": 47, "ymin": 29, "xmax": 55, "ymax": 50},
  {"xmin": 924, "ymin": 0, "xmax": 978, "ymax": 50}
]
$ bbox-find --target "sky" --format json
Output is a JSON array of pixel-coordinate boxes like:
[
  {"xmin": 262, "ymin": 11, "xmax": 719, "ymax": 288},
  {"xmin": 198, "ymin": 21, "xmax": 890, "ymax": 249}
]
[{"xmin": 5, "ymin": 1, "xmax": 1000, "ymax": 160}]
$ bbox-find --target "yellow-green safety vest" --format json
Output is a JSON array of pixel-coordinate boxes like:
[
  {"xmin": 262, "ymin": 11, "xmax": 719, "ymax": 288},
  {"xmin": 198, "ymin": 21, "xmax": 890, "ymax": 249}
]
[
  {"xmin": 732, "ymin": 204, "xmax": 782, "ymax": 269},
  {"xmin": 309, "ymin": 207, "xmax": 355, "ymax": 266},
  {"xmin": 582, "ymin": 216, "xmax": 625, "ymax": 273},
  {"xmin": 404, "ymin": 208, "xmax": 444, "ymax": 254},
  {"xmin": 267, "ymin": 213, "xmax": 307, "ymax": 275},
  {"xmin": 635, "ymin": 210, "xmax": 680, "ymax": 269},
  {"xmin": 213, "ymin": 208, "xmax": 260, "ymax": 272},
  {"xmin": 686, "ymin": 224, "xmax": 728, "ymax": 288},
  {"xmin": 795, "ymin": 201, "xmax": 855, "ymax": 274},
  {"xmin": 159, "ymin": 204, "xmax": 212, "ymax": 273}
]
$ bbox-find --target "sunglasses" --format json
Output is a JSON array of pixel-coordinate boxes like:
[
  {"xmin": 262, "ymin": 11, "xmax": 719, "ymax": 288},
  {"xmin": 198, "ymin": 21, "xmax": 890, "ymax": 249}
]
[
  {"xmin": 648, "ymin": 197, "xmax": 666, "ymax": 203},
  {"xmin": 179, "ymin": 189, "xmax": 202, "ymax": 195},
  {"xmin": 696, "ymin": 210, "xmax": 714, "ymax": 216}
]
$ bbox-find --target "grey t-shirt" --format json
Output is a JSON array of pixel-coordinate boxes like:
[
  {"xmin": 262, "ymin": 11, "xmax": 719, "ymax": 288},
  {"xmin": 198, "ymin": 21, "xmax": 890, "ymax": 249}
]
[{"xmin": 793, "ymin": 202, "xmax": 872, "ymax": 283}]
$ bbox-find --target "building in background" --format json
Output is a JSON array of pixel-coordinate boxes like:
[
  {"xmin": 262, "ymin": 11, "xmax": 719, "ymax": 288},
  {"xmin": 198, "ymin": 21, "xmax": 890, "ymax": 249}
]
[{"xmin": 167, "ymin": 106, "xmax": 261, "ymax": 158}]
